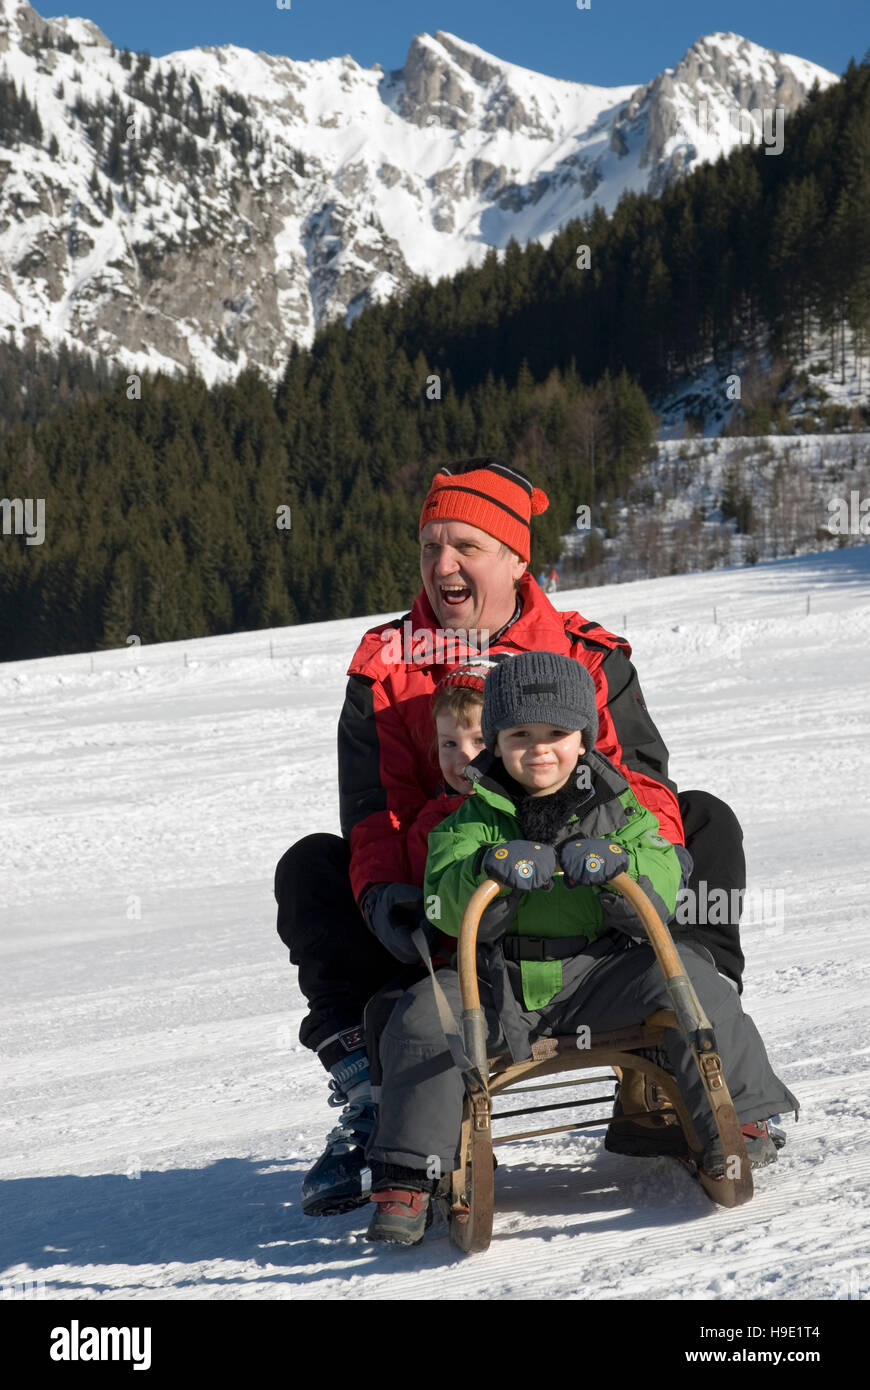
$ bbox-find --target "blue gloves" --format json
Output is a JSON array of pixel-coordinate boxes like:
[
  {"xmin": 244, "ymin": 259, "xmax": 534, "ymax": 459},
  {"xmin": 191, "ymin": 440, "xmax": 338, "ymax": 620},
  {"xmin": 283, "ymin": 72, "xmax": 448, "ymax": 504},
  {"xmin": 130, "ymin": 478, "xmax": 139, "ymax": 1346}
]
[
  {"xmin": 558, "ymin": 836, "xmax": 629, "ymax": 888},
  {"xmin": 481, "ymin": 840, "xmax": 557, "ymax": 893},
  {"xmin": 482, "ymin": 839, "xmax": 630, "ymax": 892}
]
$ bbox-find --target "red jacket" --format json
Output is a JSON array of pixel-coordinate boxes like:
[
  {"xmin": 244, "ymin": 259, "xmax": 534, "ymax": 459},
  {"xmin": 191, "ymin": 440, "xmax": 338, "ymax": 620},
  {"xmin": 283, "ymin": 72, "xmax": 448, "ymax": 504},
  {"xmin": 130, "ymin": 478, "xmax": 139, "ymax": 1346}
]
[{"xmin": 338, "ymin": 573, "xmax": 684, "ymax": 905}]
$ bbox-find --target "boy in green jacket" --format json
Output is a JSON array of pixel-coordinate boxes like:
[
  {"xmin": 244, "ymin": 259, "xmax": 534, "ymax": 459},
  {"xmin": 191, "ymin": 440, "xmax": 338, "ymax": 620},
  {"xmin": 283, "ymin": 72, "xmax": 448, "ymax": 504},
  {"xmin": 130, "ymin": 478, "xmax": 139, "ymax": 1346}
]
[{"xmin": 364, "ymin": 651, "xmax": 798, "ymax": 1246}]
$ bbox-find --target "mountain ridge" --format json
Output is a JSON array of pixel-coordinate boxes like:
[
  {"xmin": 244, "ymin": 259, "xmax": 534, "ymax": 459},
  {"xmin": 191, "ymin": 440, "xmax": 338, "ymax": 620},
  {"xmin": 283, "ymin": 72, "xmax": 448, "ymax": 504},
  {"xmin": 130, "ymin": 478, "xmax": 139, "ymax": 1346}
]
[{"xmin": 0, "ymin": 1, "xmax": 838, "ymax": 385}]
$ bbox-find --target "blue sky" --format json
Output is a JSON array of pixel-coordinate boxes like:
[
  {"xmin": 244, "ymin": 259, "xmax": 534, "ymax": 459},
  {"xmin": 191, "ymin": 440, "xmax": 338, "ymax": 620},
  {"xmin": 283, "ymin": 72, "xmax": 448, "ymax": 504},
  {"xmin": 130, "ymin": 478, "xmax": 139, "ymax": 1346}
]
[{"xmin": 56, "ymin": 0, "xmax": 865, "ymax": 85}]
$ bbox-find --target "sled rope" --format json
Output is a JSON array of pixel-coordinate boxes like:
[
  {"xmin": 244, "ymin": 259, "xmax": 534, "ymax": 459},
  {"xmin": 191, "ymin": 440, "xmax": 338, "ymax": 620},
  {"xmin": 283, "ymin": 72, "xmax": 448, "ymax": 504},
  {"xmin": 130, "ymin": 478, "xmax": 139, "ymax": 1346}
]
[{"xmin": 411, "ymin": 926, "xmax": 487, "ymax": 1096}]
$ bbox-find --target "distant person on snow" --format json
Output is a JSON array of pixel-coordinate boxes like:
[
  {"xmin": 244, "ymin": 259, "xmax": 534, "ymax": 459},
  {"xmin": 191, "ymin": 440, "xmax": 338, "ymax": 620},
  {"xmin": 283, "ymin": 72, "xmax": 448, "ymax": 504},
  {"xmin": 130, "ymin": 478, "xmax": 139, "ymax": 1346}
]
[
  {"xmin": 547, "ymin": 567, "xmax": 560, "ymax": 594},
  {"xmin": 536, "ymin": 569, "xmax": 548, "ymax": 588},
  {"xmin": 362, "ymin": 652, "xmax": 798, "ymax": 1246},
  {"xmin": 273, "ymin": 457, "xmax": 749, "ymax": 1219}
]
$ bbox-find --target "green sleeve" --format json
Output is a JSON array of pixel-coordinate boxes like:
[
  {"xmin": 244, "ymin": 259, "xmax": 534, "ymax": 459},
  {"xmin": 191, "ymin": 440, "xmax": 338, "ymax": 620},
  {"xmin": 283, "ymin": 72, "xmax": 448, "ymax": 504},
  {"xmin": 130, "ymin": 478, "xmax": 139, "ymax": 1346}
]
[
  {"xmin": 602, "ymin": 795, "xmax": 683, "ymax": 921},
  {"xmin": 423, "ymin": 801, "xmax": 511, "ymax": 938}
]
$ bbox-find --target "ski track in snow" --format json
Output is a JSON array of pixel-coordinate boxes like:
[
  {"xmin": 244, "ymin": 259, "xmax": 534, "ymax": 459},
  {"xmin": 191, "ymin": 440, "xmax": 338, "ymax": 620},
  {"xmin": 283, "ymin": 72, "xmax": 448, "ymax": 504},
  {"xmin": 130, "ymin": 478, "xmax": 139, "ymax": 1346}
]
[{"xmin": 1, "ymin": 548, "xmax": 869, "ymax": 1300}]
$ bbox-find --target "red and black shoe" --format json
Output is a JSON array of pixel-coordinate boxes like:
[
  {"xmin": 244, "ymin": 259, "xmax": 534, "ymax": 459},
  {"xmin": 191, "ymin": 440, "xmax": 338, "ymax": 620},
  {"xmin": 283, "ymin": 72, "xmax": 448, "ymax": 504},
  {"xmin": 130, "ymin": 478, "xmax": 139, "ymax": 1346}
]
[
  {"xmin": 365, "ymin": 1163, "xmax": 437, "ymax": 1246},
  {"xmin": 366, "ymin": 1187, "xmax": 432, "ymax": 1246}
]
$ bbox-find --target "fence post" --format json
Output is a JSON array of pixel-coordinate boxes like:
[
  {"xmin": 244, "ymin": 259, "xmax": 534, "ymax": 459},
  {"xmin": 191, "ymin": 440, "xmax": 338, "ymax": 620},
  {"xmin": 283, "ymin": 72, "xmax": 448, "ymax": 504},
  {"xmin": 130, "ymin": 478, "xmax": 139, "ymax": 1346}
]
[
  {"xmin": 623, "ymin": 614, "xmax": 627, "ymax": 631},
  {"xmin": 806, "ymin": 593, "xmax": 811, "ymax": 616},
  {"xmin": 184, "ymin": 652, "xmax": 188, "ymax": 667},
  {"xmin": 270, "ymin": 640, "xmax": 274, "ymax": 659}
]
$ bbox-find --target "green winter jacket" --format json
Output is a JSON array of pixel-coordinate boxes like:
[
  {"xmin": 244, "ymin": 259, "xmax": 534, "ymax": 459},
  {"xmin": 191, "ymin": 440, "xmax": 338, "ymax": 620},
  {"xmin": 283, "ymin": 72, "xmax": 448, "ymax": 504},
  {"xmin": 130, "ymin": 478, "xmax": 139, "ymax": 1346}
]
[{"xmin": 423, "ymin": 749, "xmax": 683, "ymax": 1011}]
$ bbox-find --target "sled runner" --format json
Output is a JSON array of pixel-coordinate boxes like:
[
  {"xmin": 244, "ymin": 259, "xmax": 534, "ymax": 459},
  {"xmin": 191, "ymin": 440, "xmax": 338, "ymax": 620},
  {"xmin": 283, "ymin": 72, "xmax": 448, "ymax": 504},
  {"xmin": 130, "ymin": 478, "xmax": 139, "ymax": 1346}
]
[{"xmin": 443, "ymin": 872, "xmax": 753, "ymax": 1254}]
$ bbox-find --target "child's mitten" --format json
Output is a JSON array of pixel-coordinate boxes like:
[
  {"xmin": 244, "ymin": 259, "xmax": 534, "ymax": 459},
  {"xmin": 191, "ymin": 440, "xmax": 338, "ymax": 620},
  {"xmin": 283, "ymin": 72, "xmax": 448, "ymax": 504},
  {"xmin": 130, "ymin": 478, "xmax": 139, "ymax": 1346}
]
[
  {"xmin": 481, "ymin": 840, "xmax": 557, "ymax": 893},
  {"xmin": 558, "ymin": 837, "xmax": 629, "ymax": 888}
]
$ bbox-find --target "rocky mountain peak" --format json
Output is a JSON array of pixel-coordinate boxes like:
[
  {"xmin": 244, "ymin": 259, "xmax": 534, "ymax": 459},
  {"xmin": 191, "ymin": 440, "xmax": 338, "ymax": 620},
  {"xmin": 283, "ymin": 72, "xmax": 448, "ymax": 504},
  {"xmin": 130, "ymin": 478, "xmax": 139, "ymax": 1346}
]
[
  {"xmin": 395, "ymin": 32, "xmax": 478, "ymax": 129},
  {"xmin": 1, "ymin": 0, "xmax": 108, "ymax": 50},
  {"xmin": 607, "ymin": 30, "xmax": 832, "ymax": 187}
]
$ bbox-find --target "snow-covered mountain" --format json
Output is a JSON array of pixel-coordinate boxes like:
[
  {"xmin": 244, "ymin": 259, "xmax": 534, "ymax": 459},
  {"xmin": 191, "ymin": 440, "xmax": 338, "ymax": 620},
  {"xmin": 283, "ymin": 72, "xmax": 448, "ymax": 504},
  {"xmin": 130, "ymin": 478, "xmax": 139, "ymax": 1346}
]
[{"xmin": 0, "ymin": 1, "xmax": 837, "ymax": 385}]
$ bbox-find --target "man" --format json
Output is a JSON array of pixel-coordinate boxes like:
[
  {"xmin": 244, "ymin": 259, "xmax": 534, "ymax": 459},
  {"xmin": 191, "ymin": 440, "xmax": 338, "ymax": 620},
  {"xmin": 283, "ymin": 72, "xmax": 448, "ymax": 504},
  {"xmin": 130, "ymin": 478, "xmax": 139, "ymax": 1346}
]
[{"xmin": 274, "ymin": 458, "xmax": 746, "ymax": 1216}]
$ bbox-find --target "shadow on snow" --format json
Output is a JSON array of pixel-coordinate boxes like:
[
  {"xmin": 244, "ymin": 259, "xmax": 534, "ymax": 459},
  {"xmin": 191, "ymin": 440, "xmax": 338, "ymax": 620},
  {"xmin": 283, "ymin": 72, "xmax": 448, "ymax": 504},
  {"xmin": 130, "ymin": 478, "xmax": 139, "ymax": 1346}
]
[{"xmin": 0, "ymin": 1147, "xmax": 712, "ymax": 1293}]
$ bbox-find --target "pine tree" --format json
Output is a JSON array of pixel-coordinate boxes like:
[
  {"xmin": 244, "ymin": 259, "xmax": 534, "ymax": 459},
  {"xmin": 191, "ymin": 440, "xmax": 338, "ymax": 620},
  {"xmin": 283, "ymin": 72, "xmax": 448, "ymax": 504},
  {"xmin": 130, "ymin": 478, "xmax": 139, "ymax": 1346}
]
[{"xmin": 101, "ymin": 551, "xmax": 139, "ymax": 646}]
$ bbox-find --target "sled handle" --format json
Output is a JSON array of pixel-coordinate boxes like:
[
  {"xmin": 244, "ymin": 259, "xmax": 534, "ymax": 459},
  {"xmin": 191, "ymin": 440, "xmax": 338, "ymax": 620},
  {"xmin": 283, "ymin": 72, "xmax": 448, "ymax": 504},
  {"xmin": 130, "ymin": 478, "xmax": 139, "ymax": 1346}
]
[
  {"xmin": 457, "ymin": 871, "xmax": 715, "ymax": 1051},
  {"xmin": 456, "ymin": 870, "xmax": 750, "ymax": 1205},
  {"xmin": 458, "ymin": 879, "xmax": 503, "ymax": 1076},
  {"xmin": 603, "ymin": 871, "xmax": 714, "ymax": 1048},
  {"xmin": 458, "ymin": 878, "xmax": 503, "ymax": 1011}
]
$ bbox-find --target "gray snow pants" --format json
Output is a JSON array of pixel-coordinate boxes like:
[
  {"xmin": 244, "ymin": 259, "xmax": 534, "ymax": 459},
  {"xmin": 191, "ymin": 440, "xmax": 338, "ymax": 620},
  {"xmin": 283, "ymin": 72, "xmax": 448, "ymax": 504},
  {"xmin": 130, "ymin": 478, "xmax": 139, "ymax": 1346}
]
[{"xmin": 366, "ymin": 936, "xmax": 799, "ymax": 1173}]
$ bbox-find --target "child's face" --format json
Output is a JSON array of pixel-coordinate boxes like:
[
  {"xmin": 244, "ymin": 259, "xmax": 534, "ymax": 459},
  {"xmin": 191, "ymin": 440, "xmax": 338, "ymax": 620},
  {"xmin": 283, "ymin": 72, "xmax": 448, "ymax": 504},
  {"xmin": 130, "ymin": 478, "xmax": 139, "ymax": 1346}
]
[
  {"xmin": 436, "ymin": 711, "xmax": 487, "ymax": 794},
  {"xmin": 494, "ymin": 723, "xmax": 585, "ymax": 797}
]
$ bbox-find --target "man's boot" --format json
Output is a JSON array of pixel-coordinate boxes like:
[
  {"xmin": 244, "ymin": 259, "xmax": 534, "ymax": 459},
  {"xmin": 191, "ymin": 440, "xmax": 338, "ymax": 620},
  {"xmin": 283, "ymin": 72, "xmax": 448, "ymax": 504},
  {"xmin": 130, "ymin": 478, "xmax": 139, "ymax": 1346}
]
[
  {"xmin": 700, "ymin": 1120, "xmax": 780, "ymax": 1178},
  {"xmin": 301, "ymin": 1035, "xmax": 376, "ymax": 1217},
  {"xmin": 604, "ymin": 1057, "xmax": 690, "ymax": 1158}
]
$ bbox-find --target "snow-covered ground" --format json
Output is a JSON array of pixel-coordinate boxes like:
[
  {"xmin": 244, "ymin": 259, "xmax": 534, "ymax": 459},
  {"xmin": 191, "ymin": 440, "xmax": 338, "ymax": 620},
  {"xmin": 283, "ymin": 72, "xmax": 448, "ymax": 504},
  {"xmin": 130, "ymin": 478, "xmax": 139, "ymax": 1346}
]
[{"xmin": 1, "ymin": 547, "xmax": 869, "ymax": 1300}]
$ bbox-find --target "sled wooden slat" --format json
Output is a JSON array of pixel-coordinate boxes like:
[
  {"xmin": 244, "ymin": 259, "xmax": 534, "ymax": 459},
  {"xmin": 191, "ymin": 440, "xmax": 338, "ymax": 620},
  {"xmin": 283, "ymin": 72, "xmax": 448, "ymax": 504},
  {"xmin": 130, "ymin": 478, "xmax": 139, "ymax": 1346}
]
[
  {"xmin": 494, "ymin": 1117, "xmax": 613, "ymax": 1145},
  {"xmin": 493, "ymin": 1075, "xmax": 616, "ymax": 1095}
]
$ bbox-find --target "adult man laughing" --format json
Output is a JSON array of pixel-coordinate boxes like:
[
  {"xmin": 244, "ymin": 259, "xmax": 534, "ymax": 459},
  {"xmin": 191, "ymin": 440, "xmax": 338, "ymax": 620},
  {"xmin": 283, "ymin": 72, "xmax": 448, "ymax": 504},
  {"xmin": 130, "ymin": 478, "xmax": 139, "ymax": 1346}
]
[{"xmin": 274, "ymin": 458, "xmax": 746, "ymax": 1216}]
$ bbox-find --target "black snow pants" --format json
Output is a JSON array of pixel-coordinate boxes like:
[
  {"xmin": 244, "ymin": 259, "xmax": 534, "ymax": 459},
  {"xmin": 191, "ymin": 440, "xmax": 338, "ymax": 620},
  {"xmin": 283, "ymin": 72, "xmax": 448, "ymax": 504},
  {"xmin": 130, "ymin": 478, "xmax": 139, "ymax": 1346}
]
[{"xmin": 273, "ymin": 790, "xmax": 746, "ymax": 1064}]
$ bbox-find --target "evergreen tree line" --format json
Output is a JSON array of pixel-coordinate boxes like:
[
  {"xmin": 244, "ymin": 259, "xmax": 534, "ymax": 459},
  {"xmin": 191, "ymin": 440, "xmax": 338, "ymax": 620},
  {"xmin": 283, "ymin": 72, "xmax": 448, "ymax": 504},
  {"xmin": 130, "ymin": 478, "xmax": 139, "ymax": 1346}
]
[
  {"xmin": 0, "ymin": 350, "xmax": 653, "ymax": 660},
  {"xmin": 17, "ymin": 23, "xmax": 79, "ymax": 58},
  {"xmin": 0, "ymin": 340, "xmax": 120, "ymax": 435},
  {"xmin": 2, "ymin": 53, "xmax": 869, "ymax": 660}
]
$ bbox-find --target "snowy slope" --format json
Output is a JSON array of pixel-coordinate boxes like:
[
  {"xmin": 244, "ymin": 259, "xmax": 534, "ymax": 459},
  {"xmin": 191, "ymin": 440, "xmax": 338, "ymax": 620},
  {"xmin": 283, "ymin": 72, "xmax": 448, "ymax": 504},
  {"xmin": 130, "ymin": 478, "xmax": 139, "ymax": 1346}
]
[
  {"xmin": 1, "ymin": 549, "xmax": 869, "ymax": 1300},
  {"xmin": 0, "ymin": 1, "xmax": 838, "ymax": 384}
]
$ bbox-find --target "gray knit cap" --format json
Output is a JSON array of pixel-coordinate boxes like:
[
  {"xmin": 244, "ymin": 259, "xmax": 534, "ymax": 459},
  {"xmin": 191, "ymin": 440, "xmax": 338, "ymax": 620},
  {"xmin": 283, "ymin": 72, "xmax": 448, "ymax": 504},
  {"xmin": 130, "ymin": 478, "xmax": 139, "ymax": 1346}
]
[{"xmin": 481, "ymin": 650, "xmax": 598, "ymax": 754}]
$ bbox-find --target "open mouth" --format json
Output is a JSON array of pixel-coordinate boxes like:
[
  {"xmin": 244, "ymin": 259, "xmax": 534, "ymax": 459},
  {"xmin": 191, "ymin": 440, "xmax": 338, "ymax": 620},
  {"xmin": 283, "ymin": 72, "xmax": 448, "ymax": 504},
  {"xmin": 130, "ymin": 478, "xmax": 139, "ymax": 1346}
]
[{"xmin": 440, "ymin": 583, "xmax": 472, "ymax": 607}]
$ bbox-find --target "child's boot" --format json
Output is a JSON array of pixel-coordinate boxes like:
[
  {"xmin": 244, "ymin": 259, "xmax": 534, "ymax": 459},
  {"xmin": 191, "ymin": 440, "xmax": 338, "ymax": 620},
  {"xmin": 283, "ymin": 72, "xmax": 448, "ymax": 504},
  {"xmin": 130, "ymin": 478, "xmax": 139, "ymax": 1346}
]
[{"xmin": 365, "ymin": 1164, "xmax": 436, "ymax": 1247}]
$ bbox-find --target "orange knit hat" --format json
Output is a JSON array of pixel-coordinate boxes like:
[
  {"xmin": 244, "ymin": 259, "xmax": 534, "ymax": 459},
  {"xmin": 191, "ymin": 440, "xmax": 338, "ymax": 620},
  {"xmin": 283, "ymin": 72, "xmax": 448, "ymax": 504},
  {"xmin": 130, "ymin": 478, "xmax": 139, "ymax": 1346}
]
[{"xmin": 419, "ymin": 458, "xmax": 549, "ymax": 563}]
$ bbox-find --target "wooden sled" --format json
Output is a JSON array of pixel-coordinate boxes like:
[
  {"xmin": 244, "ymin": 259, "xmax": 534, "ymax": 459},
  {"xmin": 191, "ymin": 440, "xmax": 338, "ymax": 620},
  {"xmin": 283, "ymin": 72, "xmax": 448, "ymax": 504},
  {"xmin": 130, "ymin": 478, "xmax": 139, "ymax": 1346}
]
[{"xmin": 446, "ymin": 873, "xmax": 753, "ymax": 1254}]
